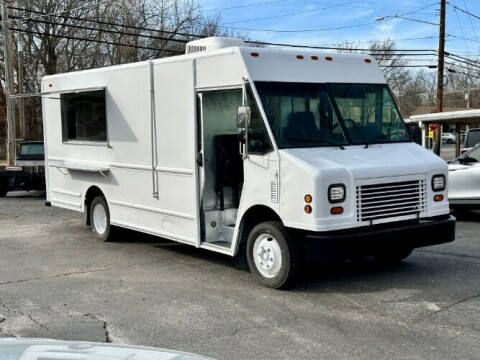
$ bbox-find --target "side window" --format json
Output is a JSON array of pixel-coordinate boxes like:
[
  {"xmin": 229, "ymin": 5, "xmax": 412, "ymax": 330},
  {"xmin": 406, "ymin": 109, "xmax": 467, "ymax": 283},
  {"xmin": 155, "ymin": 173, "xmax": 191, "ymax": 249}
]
[
  {"xmin": 247, "ymin": 86, "xmax": 273, "ymax": 154},
  {"xmin": 61, "ymin": 89, "xmax": 107, "ymax": 142}
]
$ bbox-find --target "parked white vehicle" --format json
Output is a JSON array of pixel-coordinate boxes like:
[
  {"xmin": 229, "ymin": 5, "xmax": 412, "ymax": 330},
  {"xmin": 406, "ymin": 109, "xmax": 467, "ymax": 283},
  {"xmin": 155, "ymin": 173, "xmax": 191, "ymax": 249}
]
[
  {"xmin": 42, "ymin": 37, "xmax": 455, "ymax": 288},
  {"xmin": 442, "ymin": 132, "xmax": 456, "ymax": 144},
  {"xmin": 449, "ymin": 144, "xmax": 480, "ymax": 209}
]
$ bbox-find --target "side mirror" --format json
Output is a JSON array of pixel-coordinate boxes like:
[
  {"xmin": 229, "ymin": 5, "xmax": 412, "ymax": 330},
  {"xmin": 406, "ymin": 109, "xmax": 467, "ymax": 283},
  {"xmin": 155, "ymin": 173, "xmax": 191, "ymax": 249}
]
[{"xmin": 237, "ymin": 106, "xmax": 251, "ymax": 129}]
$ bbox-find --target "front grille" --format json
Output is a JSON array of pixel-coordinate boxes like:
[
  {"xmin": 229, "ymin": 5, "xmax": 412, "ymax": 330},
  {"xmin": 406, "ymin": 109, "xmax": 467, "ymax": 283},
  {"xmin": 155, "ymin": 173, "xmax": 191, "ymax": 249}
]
[{"xmin": 356, "ymin": 179, "xmax": 426, "ymax": 222}]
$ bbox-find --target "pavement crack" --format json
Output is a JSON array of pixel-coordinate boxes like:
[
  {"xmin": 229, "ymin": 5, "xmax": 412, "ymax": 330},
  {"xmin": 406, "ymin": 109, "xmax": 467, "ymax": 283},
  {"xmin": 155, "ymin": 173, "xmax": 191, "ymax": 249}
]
[
  {"xmin": 83, "ymin": 313, "xmax": 113, "ymax": 343},
  {"xmin": 415, "ymin": 249, "xmax": 480, "ymax": 262},
  {"xmin": 0, "ymin": 268, "xmax": 111, "ymax": 285},
  {"xmin": 27, "ymin": 314, "xmax": 49, "ymax": 330},
  {"xmin": 440, "ymin": 292, "xmax": 480, "ymax": 312}
]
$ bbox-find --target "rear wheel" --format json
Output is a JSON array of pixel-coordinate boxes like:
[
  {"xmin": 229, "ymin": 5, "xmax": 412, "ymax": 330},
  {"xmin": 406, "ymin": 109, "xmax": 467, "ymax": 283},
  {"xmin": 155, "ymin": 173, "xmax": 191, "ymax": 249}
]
[
  {"xmin": 0, "ymin": 182, "xmax": 8, "ymax": 197},
  {"xmin": 246, "ymin": 221, "xmax": 299, "ymax": 289},
  {"xmin": 89, "ymin": 196, "xmax": 113, "ymax": 241},
  {"xmin": 374, "ymin": 246, "xmax": 413, "ymax": 264}
]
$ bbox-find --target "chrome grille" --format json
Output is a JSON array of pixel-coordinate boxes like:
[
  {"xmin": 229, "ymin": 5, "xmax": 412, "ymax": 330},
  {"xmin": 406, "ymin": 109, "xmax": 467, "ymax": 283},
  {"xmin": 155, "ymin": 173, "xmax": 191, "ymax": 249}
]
[{"xmin": 356, "ymin": 179, "xmax": 426, "ymax": 222}]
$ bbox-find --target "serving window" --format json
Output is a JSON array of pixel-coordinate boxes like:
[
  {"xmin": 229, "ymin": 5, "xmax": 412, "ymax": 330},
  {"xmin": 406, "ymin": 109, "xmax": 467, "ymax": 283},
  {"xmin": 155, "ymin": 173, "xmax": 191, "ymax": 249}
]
[{"xmin": 61, "ymin": 89, "xmax": 107, "ymax": 142}]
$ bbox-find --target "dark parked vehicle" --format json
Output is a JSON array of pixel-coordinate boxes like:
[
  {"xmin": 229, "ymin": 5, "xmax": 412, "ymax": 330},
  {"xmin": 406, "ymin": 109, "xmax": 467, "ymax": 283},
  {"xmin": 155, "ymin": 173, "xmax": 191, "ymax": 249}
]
[
  {"xmin": 462, "ymin": 128, "xmax": 480, "ymax": 153},
  {"xmin": 0, "ymin": 141, "xmax": 45, "ymax": 197}
]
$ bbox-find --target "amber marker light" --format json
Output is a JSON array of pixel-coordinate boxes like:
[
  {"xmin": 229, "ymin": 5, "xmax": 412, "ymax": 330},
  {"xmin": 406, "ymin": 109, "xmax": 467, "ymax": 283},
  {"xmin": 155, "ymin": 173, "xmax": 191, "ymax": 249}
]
[
  {"xmin": 364, "ymin": 58, "xmax": 372, "ymax": 63},
  {"xmin": 296, "ymin": 55, "xmax": 304, "ymax": 59},
  {"xmin": 325, "ymin": 56, "xmax": 333, "ymax": 61},
  {"xmin": 304, "ymin": 194, "xmax": 312, "ymax": 203},
  {"xmin": 304, "ymin": 205, "xmax": 312, "ymax": 214},
  {"xmin": 311, "ymin": 55, "xmax": 319, "ymax": 60},
  {"xmin": 434, "ymin": 194, "xmax": 444, "ymax": 202},
  {"xmin": 250, "ymin": 52, "xmax": 259, "ymax": 57},
  {"xmin": 330, "ymin": 207, "xmax": 343, "ymax": 215}
]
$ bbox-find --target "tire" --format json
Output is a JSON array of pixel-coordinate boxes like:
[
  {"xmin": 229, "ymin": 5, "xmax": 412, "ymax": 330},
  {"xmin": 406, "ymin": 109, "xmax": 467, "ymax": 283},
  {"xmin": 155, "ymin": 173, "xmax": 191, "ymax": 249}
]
[
  {"xmin": 448, "ymin": 139, "xmax": 454, "ymax": 144},
  {"xmin": 89, "ymin": 196, "xmax": 113, "ymax": 242},
  {"xmin": 374, "ymin": 246, "xmax": 413, "ymax": 265},
  {"xmin": 0, "ymin": 183, "xmax": 7, "ymax": 197},
  {"xmin": 246, "ymin": 221, "xmax": 299, "ymax": 289}
]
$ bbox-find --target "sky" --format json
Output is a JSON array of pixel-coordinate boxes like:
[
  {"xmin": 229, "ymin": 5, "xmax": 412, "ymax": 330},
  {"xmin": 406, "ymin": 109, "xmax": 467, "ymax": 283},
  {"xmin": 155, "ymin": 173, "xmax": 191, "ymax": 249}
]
[{"xmin": 197, "ymin": 0, "xmax": 480, "ymax": 58}]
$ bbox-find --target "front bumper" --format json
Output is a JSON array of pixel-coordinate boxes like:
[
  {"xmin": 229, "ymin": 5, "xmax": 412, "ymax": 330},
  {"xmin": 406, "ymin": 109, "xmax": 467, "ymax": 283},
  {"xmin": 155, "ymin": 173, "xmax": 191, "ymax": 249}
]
[{"xmin": 303, "ymin": 215, "xmax": 456, "ymax": 261}]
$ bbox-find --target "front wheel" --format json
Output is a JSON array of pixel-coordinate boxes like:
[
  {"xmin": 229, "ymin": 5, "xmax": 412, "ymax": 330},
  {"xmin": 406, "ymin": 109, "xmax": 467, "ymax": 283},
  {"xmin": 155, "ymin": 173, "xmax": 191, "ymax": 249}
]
[
  {"xmin": 89, "ymin": 196, "xmax": 113, "ymax": 241},
  {"xmin": 246, "ymin": 221, "xmax": 299, "ymax": 289}
]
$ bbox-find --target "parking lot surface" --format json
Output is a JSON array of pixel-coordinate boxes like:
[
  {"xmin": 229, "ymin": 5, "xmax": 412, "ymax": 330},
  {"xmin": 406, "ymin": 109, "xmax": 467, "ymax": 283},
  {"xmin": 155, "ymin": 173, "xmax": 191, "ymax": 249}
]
[{"xmin": 1, "ymin": 193, "xmax": 480, "ymax": 359}]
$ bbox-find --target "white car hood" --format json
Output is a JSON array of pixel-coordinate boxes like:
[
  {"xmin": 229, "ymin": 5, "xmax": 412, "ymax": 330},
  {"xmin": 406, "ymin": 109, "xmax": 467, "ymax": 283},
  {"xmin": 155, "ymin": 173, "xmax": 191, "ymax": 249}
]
[
  {"xmin": 280, "ymin": 142, "xmax": 446, "ymax": 179},
  {"xmin": 0, "ymin": 338, "xmax": 213, "ymax": 360}
]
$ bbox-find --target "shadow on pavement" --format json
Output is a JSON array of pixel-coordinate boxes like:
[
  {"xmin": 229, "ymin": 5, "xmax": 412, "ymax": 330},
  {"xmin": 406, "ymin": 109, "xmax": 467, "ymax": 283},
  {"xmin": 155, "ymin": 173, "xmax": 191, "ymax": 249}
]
[
  {"xmin": 450, "ymin": 209, "xmax": 480, "ymax": 222},
  {"xmin": 4, "ymin": 190, "xmax": 46, "ymax": 199},
  {"xmin": 111, "ymin": 226, "xmax": 449, "ymax": 293}
]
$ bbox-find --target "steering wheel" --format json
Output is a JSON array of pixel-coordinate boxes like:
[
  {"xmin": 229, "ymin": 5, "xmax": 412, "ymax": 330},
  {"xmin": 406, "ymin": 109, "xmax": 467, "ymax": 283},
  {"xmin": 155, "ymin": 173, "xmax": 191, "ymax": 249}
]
[
  {"xmin": 332, "ymin": 118, "xmax": 356, "ymax": 131},
  {"xmin": 343, "ymin": 118, "xmax": 357, "ymax": 128}
]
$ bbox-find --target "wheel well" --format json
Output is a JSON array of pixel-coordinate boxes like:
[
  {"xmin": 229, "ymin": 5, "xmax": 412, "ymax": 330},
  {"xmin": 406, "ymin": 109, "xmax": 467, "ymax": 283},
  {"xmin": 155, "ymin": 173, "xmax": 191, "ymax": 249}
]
[
  {"xmin": 235, "ymin": 205, "xmax": 282, "ymax": 258},
  {"xmin": 84, "ymin": 186, "xmax": 105, "ymax": 225}
]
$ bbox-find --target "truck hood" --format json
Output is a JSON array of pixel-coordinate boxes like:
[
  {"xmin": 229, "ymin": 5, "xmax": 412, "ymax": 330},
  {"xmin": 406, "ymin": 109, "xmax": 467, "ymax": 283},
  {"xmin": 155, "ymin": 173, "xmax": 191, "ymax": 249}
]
[{"xmin": 279, "ymin": 142, "xmax": 446, "ymax": 179}]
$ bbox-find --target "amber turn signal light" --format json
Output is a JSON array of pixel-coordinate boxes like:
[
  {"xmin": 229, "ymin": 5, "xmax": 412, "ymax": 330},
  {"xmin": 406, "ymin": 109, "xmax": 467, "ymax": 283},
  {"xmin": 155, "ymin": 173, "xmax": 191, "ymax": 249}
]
[
  {"xmin": 304, "ymin": 194, "xmax": 312, "ymax": 203},
  {"xmin": 330, "ymin": 207, "xmax": 343, "ymax": 215},
  {"xmin": 434, "ymin": 194, "xmax": 444, "ymax": 202},
  {"xmin": 304, "ymin": 205, "xmax": 312, "ymax": 214}
]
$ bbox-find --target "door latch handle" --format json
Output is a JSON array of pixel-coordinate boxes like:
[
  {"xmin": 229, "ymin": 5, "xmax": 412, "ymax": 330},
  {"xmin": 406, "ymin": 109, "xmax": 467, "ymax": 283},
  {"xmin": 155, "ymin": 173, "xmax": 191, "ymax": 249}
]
[{"xmin": 196, "ymin": 152, "xmax": 203, "ymax": 166}]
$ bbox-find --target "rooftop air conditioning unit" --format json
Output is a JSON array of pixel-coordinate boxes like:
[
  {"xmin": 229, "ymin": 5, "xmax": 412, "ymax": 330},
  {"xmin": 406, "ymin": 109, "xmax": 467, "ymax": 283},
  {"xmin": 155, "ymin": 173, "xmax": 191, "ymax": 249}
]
[{"xmin": 185, "ymin": 37, "xmax": 246, "ymax": 54}]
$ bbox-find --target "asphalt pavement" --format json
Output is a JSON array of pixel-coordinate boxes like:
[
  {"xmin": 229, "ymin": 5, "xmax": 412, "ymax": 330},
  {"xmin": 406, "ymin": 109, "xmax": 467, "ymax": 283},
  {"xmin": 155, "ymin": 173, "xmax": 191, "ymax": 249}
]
[{"xmin": 1, "ymin": 192, "xmax": 480, "ymax": 359}]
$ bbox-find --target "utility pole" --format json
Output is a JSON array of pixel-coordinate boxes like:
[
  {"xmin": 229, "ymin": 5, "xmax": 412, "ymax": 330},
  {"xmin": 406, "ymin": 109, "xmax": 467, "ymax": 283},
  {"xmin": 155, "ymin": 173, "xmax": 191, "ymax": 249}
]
[
  {"xmin": 434, "ymin": 0, "xmax": 446, "ymax": 156},
  {"xmin": 1, "ymin": 1, "xmax": 16, "ymax": 166},
  {"xmin": 18, "ymin": 50, "xmax": 24, "ymax": 140}
]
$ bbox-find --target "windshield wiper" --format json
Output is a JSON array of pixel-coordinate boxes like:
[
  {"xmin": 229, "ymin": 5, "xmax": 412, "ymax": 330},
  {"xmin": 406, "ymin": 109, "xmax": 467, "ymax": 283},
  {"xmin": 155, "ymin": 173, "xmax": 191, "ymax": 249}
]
[
  {"xmin": 364, "ymin": 133, "xmax": 391, "ymax": 148},
  {"xmin": 284, "ymin": 136, "xmax": 345, "ymax": 150},
  {"xmin": 459, "ymin": 155, "xmax": 478, "ymax": 164}
]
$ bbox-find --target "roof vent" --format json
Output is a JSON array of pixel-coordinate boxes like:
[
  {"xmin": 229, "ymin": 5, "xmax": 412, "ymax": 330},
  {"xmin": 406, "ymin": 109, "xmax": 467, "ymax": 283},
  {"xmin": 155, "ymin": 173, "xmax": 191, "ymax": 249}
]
[{"xmin": 185, "ymin": 36, "xmax": 246, "ymax": 54}]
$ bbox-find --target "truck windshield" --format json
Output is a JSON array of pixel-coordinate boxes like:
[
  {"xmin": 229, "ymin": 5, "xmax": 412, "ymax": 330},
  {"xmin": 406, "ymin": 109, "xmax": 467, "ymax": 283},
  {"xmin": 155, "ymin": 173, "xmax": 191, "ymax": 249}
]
[
  {"xmin": 255, "ymin": 82, "xmax": 410, "ymax": 148},
  {"xmin": 19, "ymin": 143, "xmax": 44, "ymax": 156}
]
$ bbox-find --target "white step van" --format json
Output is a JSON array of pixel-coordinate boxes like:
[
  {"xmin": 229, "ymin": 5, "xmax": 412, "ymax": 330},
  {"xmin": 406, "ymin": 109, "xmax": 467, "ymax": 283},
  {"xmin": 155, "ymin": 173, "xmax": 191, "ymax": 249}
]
[{"xmin": 42, "ymin": 37, "xmax": 455, "ymax": 288}]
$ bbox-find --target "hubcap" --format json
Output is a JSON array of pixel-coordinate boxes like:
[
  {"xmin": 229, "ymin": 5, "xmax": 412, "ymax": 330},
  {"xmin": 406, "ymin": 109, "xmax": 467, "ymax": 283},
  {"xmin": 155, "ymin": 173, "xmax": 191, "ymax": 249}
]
[
  {"xmin": 253, "ymin": 234, "xmax": 282, "ymax": 278},
  {"xmin": 92, "ymin": 203, "xmax": 107, "ymax": 235}
]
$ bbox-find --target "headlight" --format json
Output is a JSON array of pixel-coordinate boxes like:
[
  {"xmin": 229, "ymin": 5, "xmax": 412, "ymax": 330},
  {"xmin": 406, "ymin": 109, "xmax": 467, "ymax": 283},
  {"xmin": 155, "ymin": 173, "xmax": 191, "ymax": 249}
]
[
  {"xmin": 328, "ymin": 184, "xmax": 346, "ymax": 203},
  {"xmin": 431, "ymin": 174, "xmax": 446, "ymax": 191}
]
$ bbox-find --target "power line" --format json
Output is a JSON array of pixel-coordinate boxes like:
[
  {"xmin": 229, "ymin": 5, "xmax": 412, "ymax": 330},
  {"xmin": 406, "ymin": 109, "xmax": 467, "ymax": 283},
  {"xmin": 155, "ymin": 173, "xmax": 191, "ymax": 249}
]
[
  {"xmin": 222, "ymin": 1, "xmax": 361, "ymax": 25},
  {"xmin": 448, "ymin": 33, "xmax": 480, "ymax": 44},
  {"xmin": 380, "ymin": 64, "xmax": 437, "ymax": 68},
  {"xmin": 449, "ymin": 4, "xmax": 480, "ymax": 21},
  {"xmin": 10, "ymin": 27, "xmax": 183, "ymax": 54},
  {"xmin": 8, "ymin": 5, "xmax": 203, "ymax": 39},
  {"xmin": 205, "ymin": 0, "xmax": 290, "ymax": 12},
  {"xmin": 218, "ymin": 20, "xmax": 380, "ymax": 33},
  {"xmin": 9, "ymin": 7, "xmax": 438, "ymax": 54},
  {"xmin": 9, "ymin": 15, "xmax": 189, "ymax": 44},
  {"xmin": 246, "ymin": 39, "xmax": 435, "ymax": 52},
  {"xmin": 217, "ymin": 2, "xmax": 437, "ymax": 32},
  {"xmin": 445, "ymin": 67, "xmax": 480, "ymax": 80},
  {"xmin": 7, "ymin": 3, "xmax": 91, "ymax": 24},
  {"xmin": 445, "ymin": 51, "xmax": 480, "ymax": 67}
]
